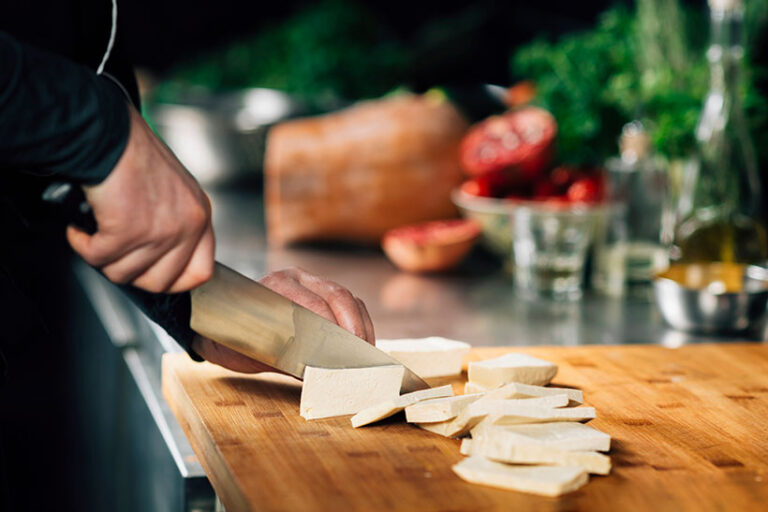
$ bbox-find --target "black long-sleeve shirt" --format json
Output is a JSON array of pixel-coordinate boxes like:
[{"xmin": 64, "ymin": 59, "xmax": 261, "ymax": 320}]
[
  {"xmin": 0, "ymin": 2, "xmax": 199, "ymax": 379},
  {"xmin": 0, "ymin": 30, "xmax": 130, "ymax": 184}
]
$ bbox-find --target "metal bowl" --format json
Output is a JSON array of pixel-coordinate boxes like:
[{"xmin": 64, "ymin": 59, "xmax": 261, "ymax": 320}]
[
  {"xmin": 147, "ymin": 88, "xmax": 307, "ymax": 185},
  {"xmin": 653, "ymin": 264, "xmax": 768, "ymax": 333}
]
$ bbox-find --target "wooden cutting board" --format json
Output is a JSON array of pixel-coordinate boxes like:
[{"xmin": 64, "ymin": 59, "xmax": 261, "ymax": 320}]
[{"xmin": 162, "ymin": 343, "xmax": 768, "ymax": 512}]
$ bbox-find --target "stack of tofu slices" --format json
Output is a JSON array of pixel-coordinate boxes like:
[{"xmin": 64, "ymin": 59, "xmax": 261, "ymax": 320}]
[{"xmin": 299, "ymin": 339, "xmax": 610, "ymax": 497}]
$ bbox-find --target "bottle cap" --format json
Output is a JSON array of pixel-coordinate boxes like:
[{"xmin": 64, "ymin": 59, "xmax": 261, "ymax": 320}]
[
  {"xmin": 619, "ymin": 121, "xmax": 650, "ymax": 164},
  {"xmin": 708, "ymin": 0, "xmax": 742, "ymax": 11}
]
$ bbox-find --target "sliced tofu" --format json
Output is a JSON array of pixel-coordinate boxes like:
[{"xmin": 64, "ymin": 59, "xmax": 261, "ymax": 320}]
[
  {"xmin": 406, "ymin": 381, "xmax": 532, "ymax": 426},
  {"xmin": 417, "ymin": 395, "xmax": 569, "ymax": 438},
  {"xmin": 463, "ymin": 395, "xmax": 570, "ymax": 421},
  {"xmin": 464, "ymin": 381, "xmax": 490, "ymax": 394},
  {"xmin": 468, "ymin": 353, "xmax": 558, "ymax": 388},
  {"xmin": 464, "ymin": 381, "xmax": 583, "ymax": 405},
  {"xmin": 405, "ymin": 393, "xmax": 483, "ymax": 423},
  {"xmin": 483, "ymin": 405, "xmax": 596, "ymax": 427},
  {"xmin": 463, "ymin": 437, "xmax": 611, "ymax": 475},
  {"xmin": 350, "ymin": 384, "xmax": 454, "ymax": 428},
  {"xmin": 452, "ymin": 456, "xmax": 589, "ymax": 497},
  {"xmin": 300, "ymin": 365, "xmax": 404, "ymax": 420},
  {"xmin": 471, "ymin": 422, "xmax": 611, "ymax": 452},
  {"xmin": 376, "ymin": 337, "xmax": 471, "ymax": 378}
]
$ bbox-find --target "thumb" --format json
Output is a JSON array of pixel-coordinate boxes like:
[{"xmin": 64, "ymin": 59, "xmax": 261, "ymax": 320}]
[{"xmin": 66, "ymin": 224, "xmax": 94, "ymax": 261}]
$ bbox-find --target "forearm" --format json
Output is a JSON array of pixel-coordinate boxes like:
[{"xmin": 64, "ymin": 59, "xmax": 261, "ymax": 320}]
[{"xmin": 0, "ymin": 31, "xmax": 129, "ymax": 184}]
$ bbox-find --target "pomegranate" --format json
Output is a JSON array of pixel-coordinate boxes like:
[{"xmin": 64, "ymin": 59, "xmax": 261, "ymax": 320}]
[
  {"xmin": 460, "ymin": 107, "xmax": 557, "ymax": 180},
  {"xmin": 566, "ymin": 175, "xmax": 605, "ymax": 203},
  {"xmin": 382, "ymin": 219, "xmax": 481, "ymax": 273},
  {"xmin": 460, "ymin": 169, "xmax": 531, "ymax": 198}
]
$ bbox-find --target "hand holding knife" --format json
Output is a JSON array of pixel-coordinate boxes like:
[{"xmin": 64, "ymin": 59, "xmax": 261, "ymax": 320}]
[{"xmin": 44, "ymin": 182, "xmax": 428, "ymax": 393}]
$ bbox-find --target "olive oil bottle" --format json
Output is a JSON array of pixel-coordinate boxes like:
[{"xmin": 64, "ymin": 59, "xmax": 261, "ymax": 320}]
[{"xmin": 673, "ymin": 0, "xmax": 767, "ymax": 264}]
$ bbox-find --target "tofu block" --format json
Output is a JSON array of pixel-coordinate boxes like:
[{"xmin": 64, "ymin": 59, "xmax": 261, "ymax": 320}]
[
  {"xmin": 485, "ymin": 405, "xmax": 596, "ymax": 427},
  {"xmin": 465, "ymin": 381, "xmax": 583, "ymax": 405},
  {"xmin": 468, "ymin": 353, "xmax": 558, "ymax": 388},
  {"xmin": 471, "ymin": 422, "xmax": 611, "ymax": 452},
  {"xmin": 416, "ymin": 395, "xmax": 568, "ymax": 438},
  {"xmin": 350, "ymin": 384, "xmax": 453, "ymax": 428},
  {"xmin": 376, "ymin": 337, "xmax": 471, "ymax": 378},
  {"xmin": 452, "ymin": 456, "xmax": 589, "ymax": 497},
  {"xmin": 300, "ymin": 365, "xmax": 404, "ymax": 420},
  {"xmin": 464, "ymin": 436, "xmax": 611, "ymax": 475},
  {"xmin": 405, "ymin": 393, "xmax": 483, "ymax": 423}
]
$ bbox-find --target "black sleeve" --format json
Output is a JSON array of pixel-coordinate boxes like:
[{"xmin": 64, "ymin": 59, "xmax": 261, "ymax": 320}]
[{"xmin": 0, "ymin": 31, "xmax": 129, "ymax": 185}]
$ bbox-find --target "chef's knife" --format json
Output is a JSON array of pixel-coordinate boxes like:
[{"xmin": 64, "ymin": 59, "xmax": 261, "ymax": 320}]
[{"xmin": 43, "ymin": 183, "xmax": 429, "ymax": 392}]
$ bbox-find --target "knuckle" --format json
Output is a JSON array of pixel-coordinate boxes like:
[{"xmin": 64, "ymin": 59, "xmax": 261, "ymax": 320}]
[
  {"xmin": 284, "ymin": 266, "xmax": 303, "ymax": 278},
  {"xmin": 327, "ymin": 285, "xmax": 353, "ymax": 302},
  {"xmin": 187, "ymin": 201, "xmax": 209, "ymax": 230},
  {"xmin": 102, "ymin": 267, "xmax": 130, "ymax": 285},
  {"xmin": 132, "ymin": 275, "xmax": 167, "ymax": 293},
  {"xmin": 186, "ymin": 262, "xmax": 214, "ymax": 287}
]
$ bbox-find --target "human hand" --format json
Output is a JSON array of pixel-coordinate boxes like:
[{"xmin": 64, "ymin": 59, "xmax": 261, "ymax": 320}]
[
  {"xmin": 192, "ymin": 267, "xmax": 376, "ymax": 373},
  {"xmin": 66, "ymin": 106, "xmax": 215, "ymax": 293}
]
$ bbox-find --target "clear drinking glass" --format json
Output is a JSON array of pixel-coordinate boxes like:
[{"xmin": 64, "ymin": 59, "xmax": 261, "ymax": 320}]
[{"xmin": 512, "ymin": 204, "xmax": 600, "ymax": 301}]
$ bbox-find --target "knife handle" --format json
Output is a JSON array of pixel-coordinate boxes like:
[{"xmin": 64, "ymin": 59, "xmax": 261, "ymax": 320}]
[{"xmin": 42, "ymin": 183, "xmax": 198, "ymax": 357}]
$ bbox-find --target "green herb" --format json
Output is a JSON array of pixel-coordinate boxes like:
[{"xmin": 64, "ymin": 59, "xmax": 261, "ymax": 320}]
[
  {"xmin": 511, "ymin": 1, "xmax": 767, "ymax": 165},
  {"xmin": 154, "ymin": 0, "xmax": 408, "ymax": 103}
]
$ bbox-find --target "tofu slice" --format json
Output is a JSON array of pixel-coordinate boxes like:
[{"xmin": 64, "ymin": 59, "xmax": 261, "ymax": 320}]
[
  {"xmin": 468, "ymin": 353, "xmax": 558, "ymax": 388},
  {"xmin": 471, "ymin": 422, "xmax": 611, "ymax": 452},
  {"xmin": 460, "ymin": 438, "xmax": 474, "ymax": 456},
  {"xmin": 464, "ymin": 382, "xmax": 490, "ymax": 394},
  {"xmin": 469, "ymin": 395, "xmax": 570, "ymax": 412},
  {"xmin": 350, "ymin": 385, "xmax": 453, "ymax": 428},
  {"xmin": 462, "ymin": 437, "xmax": 611, "ymax": 475},
  {"xmin": 484, "ymin": 405, "xmax": 596, "ymax": 427},
  {"xmin": 300, "ymin": 365, "xmax": 404, "ymax": 420},
  {"xmin": 416, "ymin": 395, "xmax": 569, "ymax": 438},
  {"xmin": 464, "ymin": 381, "xmax": 583, "ymax": 405},
  {"xmin": 406, "ymin": 380, "xmax": 532, "ymax": 426},
  {"xmin": 376, "ymin": 337, "xmax": 471, "ymax": 378},
  {"xmin": 405, "ymin": 393, "xmax": 483, "ymax": 423},
  {"xmin": 452, "ymin": 456, "xmax": 589, "ymax": 497}
]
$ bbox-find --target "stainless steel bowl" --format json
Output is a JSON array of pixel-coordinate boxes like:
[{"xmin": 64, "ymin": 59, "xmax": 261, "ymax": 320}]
[
  {"xmin": 147, "ymin": 88, "xmax": 307, "ymax": 185},
  {"xmin": 653, "ymin": 264, "xmax": 768, "ymax": 333}
]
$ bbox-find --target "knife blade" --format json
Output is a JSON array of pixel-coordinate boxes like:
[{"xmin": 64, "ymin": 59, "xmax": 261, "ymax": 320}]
[
  {"xmin": 191, "ymin": 263, "xmax": 429, "ymax": 392},
  {"xmin": 43, "ymin": 183, "xmax": 429, "ymax": 392}
]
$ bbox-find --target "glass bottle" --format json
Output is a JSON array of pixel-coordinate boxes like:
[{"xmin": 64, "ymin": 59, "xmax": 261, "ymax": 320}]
[
  {"xmin": 593, "ymin": 122, "xmax": 670, "ymax": 297},
  {"xmin": 672, "ymin": 0, "xmax": 767, "ymax": 264}
]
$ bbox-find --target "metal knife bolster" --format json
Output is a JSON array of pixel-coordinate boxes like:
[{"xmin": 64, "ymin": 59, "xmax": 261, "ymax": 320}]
[{"xmin": 190, "ymin": 264, "xmax": 429, "ymax": 392}]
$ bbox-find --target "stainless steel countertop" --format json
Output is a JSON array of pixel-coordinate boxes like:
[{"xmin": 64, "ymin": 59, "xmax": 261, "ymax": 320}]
[{"xmin": 206, "ymin": 185, "xmax": 768, "ymax": 349}]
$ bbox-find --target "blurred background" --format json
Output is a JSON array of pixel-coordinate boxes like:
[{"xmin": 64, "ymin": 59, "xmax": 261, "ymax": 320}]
[{"xmin": 4, "ymin": 1, "xmax": 768, "ymax": 511}]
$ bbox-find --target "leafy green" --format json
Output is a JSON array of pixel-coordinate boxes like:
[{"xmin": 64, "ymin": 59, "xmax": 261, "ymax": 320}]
[
  {"xmin": 153, "ymin": 0, "xmax": 408, "ymax": 103},
  {"xmin": 511, "ymin": 1, "xmax": 767, "ymax": 165}
]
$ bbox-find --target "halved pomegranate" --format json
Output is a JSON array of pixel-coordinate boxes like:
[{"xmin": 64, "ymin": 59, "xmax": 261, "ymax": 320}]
[
  {"xmin": 381, "ymin": 219, "xmax": 482, "ymax": 273},
  {"xmin": 460, "ymin": 107, "xmax": 557, "ymax": 180}
]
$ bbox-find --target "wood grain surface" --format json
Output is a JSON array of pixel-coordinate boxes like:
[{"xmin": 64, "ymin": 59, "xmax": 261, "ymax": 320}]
[{"xmin": 162, "ymin": 343, "xmax": 768, "ymax": 512}]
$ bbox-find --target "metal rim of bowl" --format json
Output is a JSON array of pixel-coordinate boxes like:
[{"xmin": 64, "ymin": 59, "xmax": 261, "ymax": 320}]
[{"xmin": 653, "ymin": 264, "xmax": 768, "ymax": 297}]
